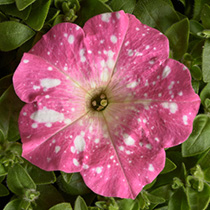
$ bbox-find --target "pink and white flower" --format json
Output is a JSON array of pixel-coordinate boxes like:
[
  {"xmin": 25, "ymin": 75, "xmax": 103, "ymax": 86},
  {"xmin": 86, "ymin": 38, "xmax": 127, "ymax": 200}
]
[{"xmin": 13, "ymin": 11, "xmax": 200, "ymax": 199}]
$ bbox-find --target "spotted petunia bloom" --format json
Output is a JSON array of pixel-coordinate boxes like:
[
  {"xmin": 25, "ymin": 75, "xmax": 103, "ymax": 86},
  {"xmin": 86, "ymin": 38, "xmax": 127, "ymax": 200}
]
[{"xmin": 13, "ymin": 11, "xmax": 200, "ymax": 199}]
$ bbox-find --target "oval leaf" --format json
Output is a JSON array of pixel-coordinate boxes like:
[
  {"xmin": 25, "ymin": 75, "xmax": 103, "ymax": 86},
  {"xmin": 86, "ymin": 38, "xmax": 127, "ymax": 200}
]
[
  {"xmin": 161, "ymin": 158, "xmax": 177, "ymax": 174},
  {"xmin": 15, "ymin": 0, "xmax": 36, "ymax": 11},
  {"xmin": 182, "ymin": 114, "xmax": 210, "ymax": 157},
  {"xmin": 49, "ymin": 203, "xmax": 73, "ymax": 210},
  {"xmin": 74, "ymin": 196, "xmax": 88, "ymax": 210},
  {"xmin": 202, "ymin": 39, "xmax": 210, "ymax": 82},
  {"xmin": 0, "ymin": 21, "xmax": 35, "ymax": 51}
]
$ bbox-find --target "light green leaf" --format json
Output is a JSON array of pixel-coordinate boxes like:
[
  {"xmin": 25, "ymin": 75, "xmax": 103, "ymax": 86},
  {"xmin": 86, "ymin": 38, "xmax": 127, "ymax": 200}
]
[
  {"xmin": 110, "ymin": 0, "xmax": 136, "ymax": 13},
  {"xmin": 15, "ymin": 0, "xmax": 35, "ymax": 10},
  {"xmin": 23, "ymin": 160, "xmax": 56, "ymax": 185},
  {"xmin": 193, "ymin": 0, "xmax": 210, "ymax": 20},
  {"xmin": 25, "ymin": 0, "xmax": 51, "ymax": 31},
  {"xmin": 3, "ymin": 199, "xmax": 22, "ymax": 210},
  {"xmin": 161, "ymin": 158, "xmax": 177, "ymax": 174},
  {"xmin": 168, "ymin": 187, "xmax": 190, "ymax": 210},
  {"xmin": 0, "ymin": 0, "xmax": 14, "ymax": 5},
  {"xmin": 202, "ymin": 39, "xmax": 210, "ymax": 82},
  {"xmin": 201, "ymin": 4, "xmax": 210, "ymax": 28},
  {"xmin": 187, "ymin": 182, "xmax": 210, "ymax": 210},
  {"xmin": 200, "ymin": 82, "xmax": 210, "ymax": 106},
  {"xmin": 74, "ymin": 196, "xmax": 88, "ymax": 210},
  {"xmin": 133, "ymin": 0, "xmax": 180, "ymax": 33},
  {"xmin": 190, "ymin": 65, "xmax": 202, "ymax": 80},
  {"xmin": 0, "ymin": 21, "xmax": 35, "ymax": 51},
  {"xmin": 0, "ymin": 86, "xmax": 24, "ymax": 141},
  {"xmin": 182, "ymin": 114, "xmax": 210, "ymax": 157},
  {"xmin": 165, "ymin": 18, "xmax": 189, "ymax": 60},
  {"xmin": 49, "ymin": 203, "xmax": 73, "ymax": 210},
  {"xmin": 150, "ymin": 184, "xmax": 173, "ymax": 201},
  {"xmin": 7, "ymin": 163, "xmax": 36, "ymax": 195},
  {"xmin": 76, "ymin": 0, "xmax": 112, "ymax": 27},
  {"xmin": 0, "ymin": 183, "xmax": 9, "ymax": 196}
]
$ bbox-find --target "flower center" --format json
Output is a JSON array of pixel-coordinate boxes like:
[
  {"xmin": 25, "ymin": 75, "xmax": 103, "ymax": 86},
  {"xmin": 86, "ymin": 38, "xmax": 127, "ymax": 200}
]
[{"xmin": 91, "ymin": 93, "xmax": 108, "ymax": 111}]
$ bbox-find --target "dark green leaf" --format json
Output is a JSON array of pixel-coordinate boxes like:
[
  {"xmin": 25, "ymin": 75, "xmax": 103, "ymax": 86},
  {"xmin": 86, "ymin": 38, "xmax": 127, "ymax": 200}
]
[
  {"xmin": 165, "ymin": 18, "xmax": 189, "ymax": 60},
  {"xmin": 3, "ymin": 199, "xmax": 22, "ymax": 210},
  {"xmin": 0, "ymin": 11, "xmax": 8, "ymax": 21},
  {"xmin": 202, "ymin": 39, "xmax": 210, "ymax": 82},
  {"xmin": 187, "ymin": 182, "xmax": 210, "ymax": 210},
  {"xmin": 0, "ymin": 0, "xmax": 14, "ymax": 5},
  {"xmin": 110, "ymin": 0, "xmax": 136, "ymax": 13},
  {"xmin": 191, "ymin": 80, "xmax": 199, "ymax": 94},
  {"xmin": 23, "ymin": 161, "xmax": 56, "ymax": 185},
  {"xmin": 33, "ymin": 185, "xmax": 64, "ymax": 210},
  {"xmin": 145, "ymin": 192, "xmax": 165, "ymax": 204},
  {"xmin": 180, "ymin": 0, "xmax": 185, "ymax": 6},
  {"xmin": 143, "ymin": 178, "xmax": 156, "ymax": 190},
  {"xmin": 7, "ymin": 163, "xmax": 36, "ymax": 195},
  {"xmin": 155, "ymin": 207, "xmax": 168, "ymax": 210},
  {"xmin": 49, "ymin": 203, "xmax": 73, "ymax": 210},
  {"xmin": 0, "ymin": 3, "xmax": 31, "ymax": 20},
  {"xmin": 197, "ymin": 149, "xmax": 210, "ymax": 169},
  {"xmin": 168, "ymin": 187, "xmax": 190, "ymax": 210},
  {"xmin": 58, "ymin": 172, "xmax": 91, "ymax": 195},
  {"xmin": 45, "ymin": 8, "xmax": 60, "ymax": 24},
  {"xmin": 117, "ymin": 199, "xmax": 136, "ymax": 210},
  {"xmin": 133, "ymin": 0, "xmax": 180, "ymax": 33},
  {"xmin": 25, "ymin": 0, "xmax": 51, "ymax": 31},
  {"xmin": 0, "ymin": 21, "xmax": 35, "ymax": 51},
  {"xmin": 0, "ymin": 86, "xmax": 24, "ymax": 141},
  {"xmin": 201, "ymin": 4, "xmax": 210, "ymax": 28},
  {"xmin": 150, "ymin": 184, "xmax": 173, "ymax": 201},
  {"xmin": 15, "ymin": 0, "xmax": 35, "ymax": 11},
  {"xmin": 190, "ymin": 20, "xmax": 204, "ymax": 35},
  {"xmin": 0, "ymin": 164, "xmax": 7, "ymax": 176},
  {"xmin": 200, "ymin": 82, "xmax": 210, "ymax": 106},
  {"xmin": 0, "ymin": 183, "xmax": 9, "ymax": 196},
  {"xmin": 161, "ymin": 158, "xmax": 177, "ymax": 174},
  {"xmin": 182, "ymin": 114, "xmax": 210, "ymax": 157},
  {"xmin": 0, "ymin": 74, "xmax": 12, "ymax": 96},
  {"xmin": 190, "ymin": 65, "xmax": 202, "ymax": 80},
  {"xmin": 193, "ymin": 0, "xmax": 210, "ymax": 20},
  {"xmin": 74, "ymin": 196, "xmax": 88, "ymax": 210},
  {"xmin": 76, "ymin": 0, "xmax": 112, "ymax": 27}
]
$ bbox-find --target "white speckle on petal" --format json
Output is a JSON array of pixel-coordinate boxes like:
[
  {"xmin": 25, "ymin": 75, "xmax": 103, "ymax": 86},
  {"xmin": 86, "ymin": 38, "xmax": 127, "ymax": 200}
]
[
  {"xmin": 68, "ymin": 35, "xmax": 74, "ymax": 44},
  {"xmin": 158, "ymin": 93, "xmax": 162, "ymax": 97},
  {"xmin": 125, "ymin": 41, "xmax": 129, "ymax": 46},
  {"xmin": 155, "ymin": 137, "xmax": 159, "ymax": 142},
  {"xmin": 45, "ymin": 95, "xmax": 50, "ymax": 99},
  {"xmin": 96, "ymin": 167, "xmax": 102, "ymax": 174},
  {"xmin": 80, "ymin": 49, "xmax": 86, "ymax": 63},
  {"xmin": 148, "ymin": 164, "xmax": 154, "ymax": 172},
  {"xmin": 107, "ymin": 59, "xmax": 115, "ymax": 69},
  {"xmin": 40, "ymin": 78, "xmax": 61, "ymax": 89},
  {"xmin": 73, "ymin": 158, "xmax": 79, "ymax": 166},
  {"xmin": 110, "ymin": 35, "xmax": 117, "ymax": 44},
  {"xmin": 143, "ymin": 119, "xmax": 147, "ymax": 123},
  {"xmin": 30, "ymin": 107, "xmax": 64, "ymax": 123},
  {"xmin": 145, "ymin": 45, "xmax": 150, "ymax": 50},
  {"xmin": 101, "ymin": 69, "xmax": 109, "ymax": 82},
  {"xmin": 83, "ymin": 164, "xmax": 89, "ymax": 169},
  {"xmin": 178, "ymin": 91, "xmax": 183, "ymax": 96},
  {"xmin": 74, "ymin": 135, "xmax": 86, "ymax": 152},
  {"xmin": 162, "ymin": 66, "xmax": 171, "ymax": 79},
  {"xmin": 146, "ymin": 144, "xmax": 152, "ymax": 149},
  {"xmin": 48, "ymin": 67, "xmax": 53, "ymax": 71},
  {"xmin": 32, "ymin": 123, "xmax": 37, "ymax": 128},
  {"xmin": 107, "ymin": 164, "xmax": 111, "ymax": 168},
  {"xmin": 71, "ymin": 146, "xmax": 75, "ymax": 153},
  {"xmin": 64, "ymin": 33, "xmax": 68, "ymax": 37},
  {"xmin": 95, "ymin": 138, "xmax": 100, "ymax": 144},
  {"xmin": 64, "ymin": 119, "xmax": 71, "ymax": 124},
  {"xmin": 183, "ymin": 115, "xmax": 188, "ymax": 125},
  {"xmin": 119, "ymin": 146, "xmax": 124, "ymax": 151},
  {"xmin": 169, "ymin": 103, "xmax": 178, "ymax": 113},
  {"xmin": 55, "ymin": 146, "xmax": 60, "ymax": 153},
  {"xmin": 136, "ymin": 27, "xmax": 140, "ymax": 31},
  {"xmin": 23, "ymin": 59, "xmax": 29, "ymax": 63},
  {"xmin": 126, "ymin": 81, "xmax": 138, "ymax": 88},
  {"xmin": 101, "ymin": 13, "xmax": 111, "ymax": 22},
  {"xmin": 33, "ymin": 85, "xmax": 40, "ymax": 90},
  {"xmin": 23, "ymin": 112, "xmax": 27, "ymax": 116},
  {"xmin": 168, "ymin": 81, "xmax": 175, "ymax": 89},
  {"xmin": 116, "ymin": 12, "xmax": 120, "ymax": 19},
  {"xmin": 123, "ymin": 134, "xmax": 135, "ymax": 146},
  {"xmin": 45, "ymin": 123, "xmax": 52, "ymax": 127}
]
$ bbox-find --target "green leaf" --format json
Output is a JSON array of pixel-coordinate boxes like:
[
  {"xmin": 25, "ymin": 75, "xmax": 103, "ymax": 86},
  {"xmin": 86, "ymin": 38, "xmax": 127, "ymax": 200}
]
[
  {"xmin": 7, "ymin": 163, "xmax": 36, "ymax": 195},
  {"xmin": 193, "ymin": 0, "xmax": 210, "ymax": 20},
  {"xmin": 0, "ymin": 21, "xmax": 35, "ymax": 51},
  {"xmin": 33, "ymin": 185, "xmax": 64, "ymax": 210},
  {"xmin": 0, "ymin": 0, "xmax": 14, "ymax": 5},
  {"xmin": 0, "ymin": 86, "xmax": 24, "ymax": 141},
  {"xmin": 23, "ymin": 160, "xmax": 56, "ymax": 185},
  {"xmin": 0, "ymin": 164, "xmax": 7, "ymax": 176},
  {"xmin": 15, "ymin": 0, "xmax": 35, "ymax": 11},
  {"xmin": 182, "ymin": 115, "xmax": 210, "ymax": 157},
  {"xmin": 190, "ymin": 20, "xmax": 204, "ymax": 35},
  {"xmin": 49, "ymin": 203, "xmax": 73, "ymax": 210},
  {"xmin": 0, "ymin": 74, "xmax": 12, "ymax": 96},
  {"xmin": 190, "ymin": 65, "xmax": 202, "ymax": 80},
  {"xmin": 76, "ymin": 0, "xmax": 112, "ymax": 27},
  {"xmin": 0, "ymin": 3, "xmax": 31, "ymax": 19},
  {"xmin": 58, "ymin": 172, "xmax": 91, "ymax": 195},
  {"xmin": 201, "ymin": 4, "xmax": 210, "ymax": 28},
  {"xmin": 110, "ymin": 0, "xmax": 136, "ymax": 13},
  {"xmin": 187, "ymin": 182, "xmax": 210, "ymax": 210},
  {"xmin": 74, "ymin": 196, "xmax": 88, "ymax": 210},
  {"xmin": 161, "ymin": 158, "xmax": 177, "ymax": 174},
  {"xmin": 202, "ymin": 39, "xmax": 210, "ymax": 82},
  {"xmin": 0, "ymin": 183, "xmax": 9, "ymax": 196},
  {"xmin": 200, "ymin": 83, "xmax": 210, "ymax": 106},
  {"xmin": 145, "ymin": 192, "xmax": 165, "ymax": 204},
  {"xmin": 133, "ymin": 0, "xmax": 180, "ymax": 33},
  {"xmin": 168, "ymin": 187, "xmax": 190, "ymax": 210},
  {"xmin": 3, "ymin": 199, "xmax": 22, "ymax": 210},
  {"xmin": 165, "ymin": 18, "xmax": 189, "ymax": 60},
  {"xmin": 25, "ymin": 0, "xmax": 51, "ymax": 31},
  {"xmin": 150, "ymin": 184, "xmax": 173, "ymax": 201}
]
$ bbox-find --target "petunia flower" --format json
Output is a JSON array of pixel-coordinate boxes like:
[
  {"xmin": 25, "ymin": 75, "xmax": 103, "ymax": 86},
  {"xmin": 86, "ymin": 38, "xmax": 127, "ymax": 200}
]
[{"xmin": 13, "ymin": 10, "xmax": 200, "ymax": 199}]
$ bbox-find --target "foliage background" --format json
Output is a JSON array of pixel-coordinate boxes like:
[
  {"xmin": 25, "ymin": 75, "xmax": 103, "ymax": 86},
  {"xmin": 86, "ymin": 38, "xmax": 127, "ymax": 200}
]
[{"xmin": 0, "ymin": 0, "xmax": 210, "ymax": 209}]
